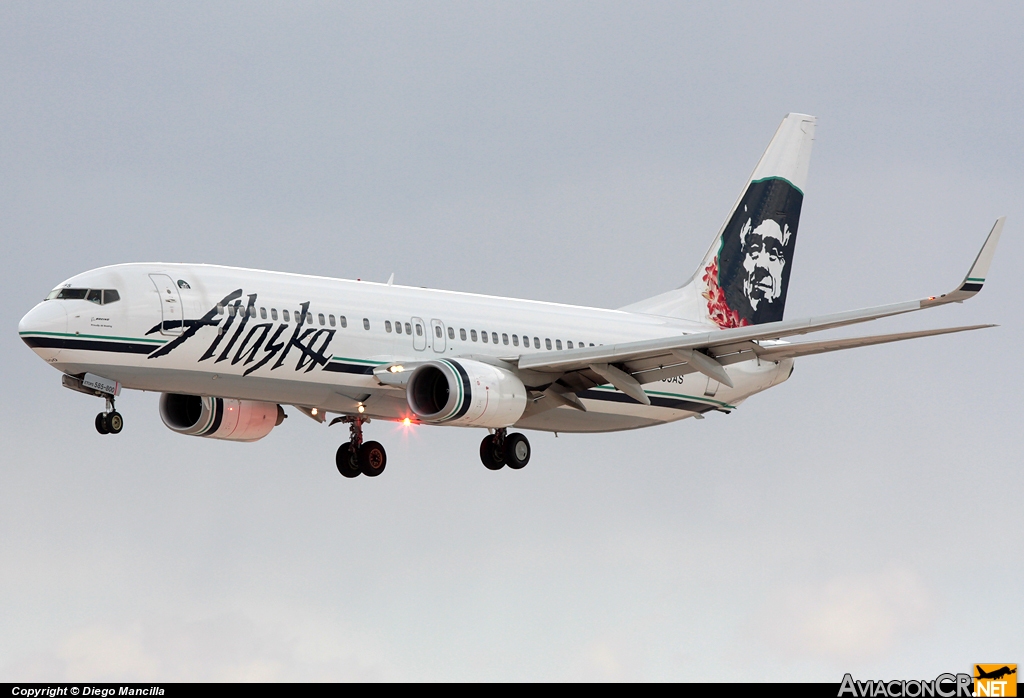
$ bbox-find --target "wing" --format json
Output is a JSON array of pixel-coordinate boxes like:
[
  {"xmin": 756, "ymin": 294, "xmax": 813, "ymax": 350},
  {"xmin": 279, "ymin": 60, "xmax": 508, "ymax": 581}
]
[{"xmin": 514, "ymin": 218, "xmax": 1004, "ymax": 404}]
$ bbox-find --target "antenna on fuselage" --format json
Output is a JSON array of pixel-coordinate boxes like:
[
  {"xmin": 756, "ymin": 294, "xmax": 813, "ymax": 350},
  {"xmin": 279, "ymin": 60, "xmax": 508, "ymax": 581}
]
[{"xmin": 386, "ymin": 273, "xmax": 394, "ymax": 286}]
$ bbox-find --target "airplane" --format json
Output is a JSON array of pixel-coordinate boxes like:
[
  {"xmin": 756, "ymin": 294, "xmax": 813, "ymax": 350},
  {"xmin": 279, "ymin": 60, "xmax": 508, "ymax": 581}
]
[
  {"xmin": 975, "ymin": 666, "xmax": 1017, "ymax": 681},
  {"xmin": 18, "ymin": 113, "xmax": 1005, "ymax": 479}
]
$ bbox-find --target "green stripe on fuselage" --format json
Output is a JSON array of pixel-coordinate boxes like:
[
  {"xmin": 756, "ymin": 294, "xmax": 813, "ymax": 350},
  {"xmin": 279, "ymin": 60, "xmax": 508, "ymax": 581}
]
[{"xmin": 19, "ymin": 330, "xmax": 167, "ymax": 344}]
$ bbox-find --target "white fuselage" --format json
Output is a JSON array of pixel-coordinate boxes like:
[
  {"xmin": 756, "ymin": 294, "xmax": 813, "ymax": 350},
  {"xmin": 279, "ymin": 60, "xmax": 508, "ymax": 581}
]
[{"xmin": 19, "ymin": 263, "xmax": 792, "ymax": 433}]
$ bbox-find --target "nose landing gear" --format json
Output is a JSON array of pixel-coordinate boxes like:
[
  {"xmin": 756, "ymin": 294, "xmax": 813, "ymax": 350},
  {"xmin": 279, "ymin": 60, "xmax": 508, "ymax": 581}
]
[
  {"xmin": 479, "ymin": 428, "xmax": 531, "ymax": 470},
  {"xmin": 331, "ymin": 415, "xmax": 387, "ymax": 478},
  {"xmin": 95, "ymin": 397, "xmax": 123, "ymax": 435}
]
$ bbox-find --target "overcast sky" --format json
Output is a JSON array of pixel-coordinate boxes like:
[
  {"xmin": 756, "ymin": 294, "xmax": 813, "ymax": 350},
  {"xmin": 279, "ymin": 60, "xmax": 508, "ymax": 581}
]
[{"xmin": 2, "ymin": 1, "xmax": 1022, "ymax": 681}]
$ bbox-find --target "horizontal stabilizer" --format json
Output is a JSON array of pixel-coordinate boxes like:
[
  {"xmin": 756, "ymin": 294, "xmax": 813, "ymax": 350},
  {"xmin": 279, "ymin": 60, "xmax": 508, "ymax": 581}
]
[{"xmin": 751, "ymin": 324, "xmax": 996, "ymax": 362}]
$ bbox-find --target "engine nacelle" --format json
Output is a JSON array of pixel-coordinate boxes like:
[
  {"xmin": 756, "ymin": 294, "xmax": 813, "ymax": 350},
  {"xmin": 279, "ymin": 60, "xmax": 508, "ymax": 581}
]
[
  {"xmin": 406, "ymin": 359, "xmax": 527, "ymax": 428},
  {"xmin": 159, "ymin": 393, "xmax": 284, "ymax": 442}
]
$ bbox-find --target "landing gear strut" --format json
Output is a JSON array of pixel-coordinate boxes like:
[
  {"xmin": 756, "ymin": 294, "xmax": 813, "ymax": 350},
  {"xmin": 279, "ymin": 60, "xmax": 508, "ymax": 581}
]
[
  {"xmin": 331, "ymin": 416, "xmax": 387, "ymax": 478},
  {"xmin": 95, "ymin": 396, "xmax": 123, "ymax": 435},
  {"xmin": 479, "ymin": 428, "xmax": 531, "ymax": 470}
]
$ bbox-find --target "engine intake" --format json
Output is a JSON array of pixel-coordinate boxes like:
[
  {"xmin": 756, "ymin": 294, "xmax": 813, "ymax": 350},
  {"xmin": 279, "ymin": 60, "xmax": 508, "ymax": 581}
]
[
  {"xmin": 406, "ymin": 359, "xmax": 526, "ymax": 428},
  {"xmin": 159, "ymin": 393, "xmax": 284, "ymax": 442}
]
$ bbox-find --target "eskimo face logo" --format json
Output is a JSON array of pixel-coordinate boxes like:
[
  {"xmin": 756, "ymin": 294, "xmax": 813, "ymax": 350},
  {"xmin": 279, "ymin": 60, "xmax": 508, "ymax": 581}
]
[
  {"xmin": 703, "ymin": 177, "xmax": 803, "ymax": 328},
  {"xmin": 740, "ymin": 217, "xmax": 792, "ymax": 310}
]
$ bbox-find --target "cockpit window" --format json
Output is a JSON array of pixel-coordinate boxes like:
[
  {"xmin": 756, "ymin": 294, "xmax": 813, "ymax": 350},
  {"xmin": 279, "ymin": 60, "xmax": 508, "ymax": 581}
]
[{"xmin": 47, "ymin": 288, "xmax": 121, "ymax": 304}]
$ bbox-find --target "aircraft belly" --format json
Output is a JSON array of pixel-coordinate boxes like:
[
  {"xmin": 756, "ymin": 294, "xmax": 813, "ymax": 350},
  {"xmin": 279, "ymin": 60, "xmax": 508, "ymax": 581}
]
[
  {"xmin": 514, "ymin": 409, "xmax": 668, "ymax": 433},
  {"xmin": 55, "ymin": 361, "xmax": 403, "ymax": 415}
]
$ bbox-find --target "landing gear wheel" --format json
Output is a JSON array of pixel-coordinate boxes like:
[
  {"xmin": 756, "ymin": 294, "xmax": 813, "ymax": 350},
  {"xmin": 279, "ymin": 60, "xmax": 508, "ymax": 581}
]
[
  {"xmin": 359, "ymin": 441, "xmax": 387, "ymax": 477},
  {"xmin": 504, "ymin": 432, "xmax": 530, "ymax": 470},
  {"xmin": 336, "ymin": 443, "xmax": 361, "ymax": 478},
  {"xmin": 479, "ymin": 435, "xmax": 505, "ymax": 470},
  {"xmin": 103, "ymin": 411, "xmax": 123, "ymax": 434},
  {"xmin": 95, "ymin": 413, "xmax": 109, "ymax": 435}
]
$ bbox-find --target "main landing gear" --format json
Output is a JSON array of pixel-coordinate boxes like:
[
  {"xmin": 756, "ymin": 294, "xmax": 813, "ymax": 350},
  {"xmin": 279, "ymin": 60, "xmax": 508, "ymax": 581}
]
[
  {"xmin": 94, "ymin": 396, "xmax": 124, "ymax": 435},
  {"xmin": 479, "ymin": 428, "xmax": 531, "ymax": 471},
  {"xmin": 331, "ymin": 416, "xmax": 386, "ymax": 478}
]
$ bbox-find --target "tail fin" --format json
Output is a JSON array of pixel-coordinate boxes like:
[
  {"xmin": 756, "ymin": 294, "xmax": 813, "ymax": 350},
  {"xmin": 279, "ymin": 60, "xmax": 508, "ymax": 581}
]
[{"xmin": 622, "ymin": 113, "xmax": 816, "ymax": 327}]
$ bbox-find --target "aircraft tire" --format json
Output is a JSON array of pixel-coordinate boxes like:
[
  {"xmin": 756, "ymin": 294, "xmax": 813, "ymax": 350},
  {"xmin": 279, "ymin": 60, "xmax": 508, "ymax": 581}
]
[
  {"xmin": 336, "ymin": 443, "xmax": 361, "ymax": 478},
  {"xmin": 359, "ymin": 441, "xmax": 387, "ymax": 477},
  {"xmin": 504, "ymin": 433, "xmax": 530, "ymax": 470},
  {"xmin": 479, "ymin": 435, "xmax": 505, "ymax": 470},
  {"xmin": 105, "ymin": 411, "xmax": 123, "ymax": 434},
  {"xmin": 95, "ymin": 413, "xmax": 109, "ymax": 435}
]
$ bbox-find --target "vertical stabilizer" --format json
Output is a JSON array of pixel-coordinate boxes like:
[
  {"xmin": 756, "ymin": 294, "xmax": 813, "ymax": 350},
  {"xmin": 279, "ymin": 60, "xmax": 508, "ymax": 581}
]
[{"xmin": 622, "ymin": 113, "xmax": 816, "ymax": 327}]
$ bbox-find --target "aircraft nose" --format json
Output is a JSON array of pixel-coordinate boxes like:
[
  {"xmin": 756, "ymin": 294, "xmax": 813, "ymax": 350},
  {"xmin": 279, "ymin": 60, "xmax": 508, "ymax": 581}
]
[{"xmin": 19, "ymin": 301, "xmax": 68, "ymax": 343}]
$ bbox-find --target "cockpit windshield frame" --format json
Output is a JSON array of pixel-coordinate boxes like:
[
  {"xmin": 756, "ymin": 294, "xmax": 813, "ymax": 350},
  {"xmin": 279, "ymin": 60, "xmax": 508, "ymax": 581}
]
[{"xmin": 46, "ymin": 288, "xmax": 121, "ymax": 305}]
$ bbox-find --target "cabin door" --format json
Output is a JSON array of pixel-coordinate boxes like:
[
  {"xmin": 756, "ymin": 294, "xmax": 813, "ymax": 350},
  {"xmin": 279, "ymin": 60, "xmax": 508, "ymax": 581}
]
[{"xmin": 149, "ymin": 274, "xmax": 184, "ymax": 336}]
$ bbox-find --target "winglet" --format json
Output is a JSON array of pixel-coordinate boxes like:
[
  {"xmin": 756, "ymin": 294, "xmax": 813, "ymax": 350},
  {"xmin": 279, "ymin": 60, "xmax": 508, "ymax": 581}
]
[{"xmin": 925, "ymin": 217, "xmax": 1005, "ymax": 306}]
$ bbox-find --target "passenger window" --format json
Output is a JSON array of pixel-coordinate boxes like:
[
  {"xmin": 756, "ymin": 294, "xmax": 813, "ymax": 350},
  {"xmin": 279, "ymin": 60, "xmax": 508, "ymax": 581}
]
[
  {"xmin": 405, "ymin": 322, "xmax": 412, "ymax": 335},
  {"xmin": 318, "ymin": 313, "xmax": 325, "ymax": 326},
  {"xmin": 103, "ymin": 290, "xmax": 120, "ymax": 304},
  {"xmin": 482, "ymin": 331, "xmax": 488, "ymax": 343},
  {"xmin": 567, "ymin": 341, "xmax": 573, "ymax": 349},
  {"xmin": 556, "ymin": 339, "xmax": 562, "ymax": 350},
  {"xmin": 385, "ymin": 321, "xmax": 393, "ymax": 333},
  {"xmin": 491, "ymin": 332, "xmax": 498, "ymax": 344},
  {"xmin": 545, "ymin": 338, "xmax": 552, "ymax": 350},
  {"xmin": 415, "ymin": 323, "xmax": 423, "ymax": 336},
  {"xmin": 363, "ymin": 318, "xmax": 370, "ymax": 330},
  {"xmin": 502, "ymin": 333, "xmax": 509, "ymax": 345},
  {"xmin": 283, "ymin": 309, "xmax": 290, "ymax": 322},
  {"xmin": 460, "ymin": 329, "xmax": 467, "ymax": 340},
  {"xmin": 534, "ymin": 337, "xmax": 541, "ymax": 349},
  {"xmin": 249, "ymin": 306, "xmax": 257, "ymax": 318},
  {"xmin": 328, "ymin": 314, "xmax": 334, "ymax": 326},
  {"xmin": 229, "ymin": 305, "xmax": 237, "ymax": 317},
  {"xmin": 86, "ymin": 289, "xmax": 102, "ymax": 304},
  {"xmin": 471, "ymin": 330, "xmax": 478, "ymax": 342},
  {"xmin": 512, "ymin": 334, "xmax": 519, "ymax": 347},
  {"xmin": 395, "ymin": 321, "xmax": 402, "ymax": 334},
  {"xmin": 217, "ymin": 304, "xmax": 225, "ymax": 316},
  {"xmin": 260, "ymin": 307, "xmax": 267, "ymax": 320},
  {"xmin": 339, "ymin": 316, "xmax": 347, "ymax": 328},
  {"xmin": 435, "ymin": 325, "xmax": 442, "ymax": 338},
  {"xmin": 448, "ymin": 327, "xmax": 455, "ymax": 339},
  {"xmin": 271, "ymin": 308, "xmax": 278, "ymax": 321}
]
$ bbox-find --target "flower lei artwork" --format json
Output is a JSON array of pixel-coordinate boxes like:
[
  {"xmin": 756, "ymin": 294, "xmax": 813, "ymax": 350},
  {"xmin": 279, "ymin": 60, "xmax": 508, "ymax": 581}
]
[{"xmin": 702, "ymin": 258, "xmax": 748, "ymax": 329}]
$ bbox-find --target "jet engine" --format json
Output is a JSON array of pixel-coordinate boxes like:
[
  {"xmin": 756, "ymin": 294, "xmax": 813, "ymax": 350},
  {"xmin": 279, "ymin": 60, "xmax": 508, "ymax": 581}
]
[
  {"xmin": 159, "ymin": 393, "xmax": 285, "ymax": 442},
  {"xmin": 406, "ymin": 359, "xmax": 527, "ymax": 428}
]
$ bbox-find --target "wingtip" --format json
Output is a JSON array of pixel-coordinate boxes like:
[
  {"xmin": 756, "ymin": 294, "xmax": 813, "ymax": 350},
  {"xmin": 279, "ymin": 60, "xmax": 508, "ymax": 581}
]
[{"xmin": 948, "ymin": 217, "xmax": 1005, "ymax": 298}]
